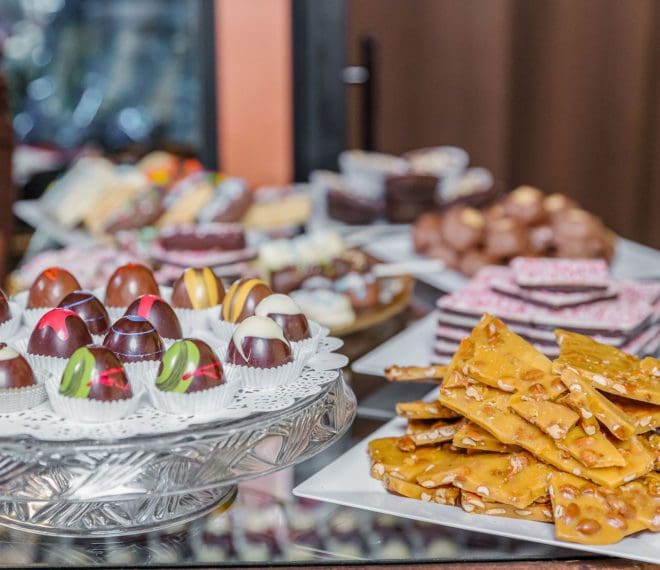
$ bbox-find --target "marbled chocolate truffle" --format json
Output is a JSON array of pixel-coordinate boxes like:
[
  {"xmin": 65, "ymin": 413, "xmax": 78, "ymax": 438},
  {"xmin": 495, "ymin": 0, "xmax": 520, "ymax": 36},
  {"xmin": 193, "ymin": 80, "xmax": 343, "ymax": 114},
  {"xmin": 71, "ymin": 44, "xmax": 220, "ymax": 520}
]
[
  {"xmin": 60, "ymin": 345, "xmax": 132, "ymax": 401},
  {"xmin": 104, "ymin": 263, "xmax": 159, "ymax": 307},
  {"xmin": 156, "ymin": 339, "xmax": 224, "ymax": 393},
  {"xmin": 27, "ymin": 308, "xmax": 93, "ymax": 358},
  {"xmin": 227, "ymin": 316, "xmax": 292, "ymax": 369},
  {"xmin": 124, "ymin": 295, "xmax": 182, "ymax": 339},
  {"xmin": 0, "ymin": 343, "xmax": 36, "ymax": 389},
  {"xmin": 171, "ymin": 267, "xmax": 225, "ymax": 310},
  {"xmin": 221, "ymin": 278, "xmax": 272, "ymax": 324},
  {"xmin": 255, "ymin": 294, "xmax": 311, "ymax": 342},
  {"xmin": 103, "ymin": 316, "xmax": 164, "ymax": 363},
  {"xmin": 58, "ymin": 291, "xmax": 110, "ymax": 336},
  {"xmin": 27, "ymin": 267, "xmax": 81, "ymax": 309},
  {"xmin": 0, "ymin": 289, "xmax": 10, "ymax": 324}
]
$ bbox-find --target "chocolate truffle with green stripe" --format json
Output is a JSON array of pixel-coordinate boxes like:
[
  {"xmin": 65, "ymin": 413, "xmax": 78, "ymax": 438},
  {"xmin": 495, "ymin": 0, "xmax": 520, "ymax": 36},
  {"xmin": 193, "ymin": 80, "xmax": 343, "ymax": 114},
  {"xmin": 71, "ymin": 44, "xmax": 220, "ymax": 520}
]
[
  {"xmin": 156, "ymin": 339, "xmax": 225, "ymax": 393},
  {"xmin": 60, "ymin": 345, "xmax": 133, "ymax": 401}
]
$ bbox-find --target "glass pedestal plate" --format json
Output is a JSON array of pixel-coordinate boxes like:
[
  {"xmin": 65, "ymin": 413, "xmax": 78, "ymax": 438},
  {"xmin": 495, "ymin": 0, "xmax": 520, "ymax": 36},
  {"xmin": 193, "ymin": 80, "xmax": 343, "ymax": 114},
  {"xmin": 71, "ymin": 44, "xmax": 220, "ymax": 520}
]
[{"xmin": 0, "ymin": 373, "xmax": 356, "ymax": 537}]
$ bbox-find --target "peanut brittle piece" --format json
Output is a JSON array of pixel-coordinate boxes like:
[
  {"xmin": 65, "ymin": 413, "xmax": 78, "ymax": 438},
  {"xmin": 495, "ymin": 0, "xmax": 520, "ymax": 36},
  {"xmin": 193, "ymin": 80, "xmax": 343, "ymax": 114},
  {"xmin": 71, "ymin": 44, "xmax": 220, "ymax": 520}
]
[
  {"xmin": 385, "ymin": 364, "xmax": 446, "ymax": 383},
  {"xmin": 555, "ymin": 426, "xmax": 626, "ymax": 469},
  {"xmin": 455, "ymin": 314, "xmax": 565, "ymax": 400},
  {"xmin": 418, "ymin": 451, "xmax": 551, "ymax": 508},
  {"xmin": 642, "ymin": 433, "xmax": 660, "ymax": 471},
  {"xmin": 549, "ymin": 471, "xmax": 655, "ymax": 545},
  {"xmin": 452, "ymin": 422, "xmax": 520, "ymax": 453},
  {"xmin": 438, "ymin": 384, "xmax": 653, "ymax": 487},
  {"xmin": 395, "ymin": 400, "xmax": 461, "ymax": 420},
  {"xmin": 460, "ymin": 491, "xmax": 553, "ymax": 523},
  {"xmin": 558, "ymin": 391, "xmax": 602, "ymax": 436},
  {"xmin": 399, "ymin": 419, "xmax": 466, "ymax": 449},
  {"xmin": 560, "ymin": 368, "xmax": 636, "ymax": 440},
  {"xmin": 383, "ymin": 474, "xmax": 460, "ymax": 505},
  {"xmin": 607, "ymin": 394, "xmax": 660, "ymax": 434},
  {"xmin": 554, "ymin": 330, "xmax": 660, "ymax": 405},
  {"xmin": 368, "ymin": 437, "xmax": 458, "ymax": 482},
  {"xmin": 510, "ymin": 394, "xmax": 579, "ymax": 440},
  {"xmin": 618, "ymin": 473, "xmax": 660, "ymax": 531}
]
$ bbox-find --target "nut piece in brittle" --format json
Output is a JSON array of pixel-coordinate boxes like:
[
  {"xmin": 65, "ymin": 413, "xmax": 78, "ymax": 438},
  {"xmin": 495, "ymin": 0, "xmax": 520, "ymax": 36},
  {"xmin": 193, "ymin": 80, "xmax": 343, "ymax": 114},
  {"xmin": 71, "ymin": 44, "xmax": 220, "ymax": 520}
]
[
  {"xmin": 559, "ymin": 367, "xmax": 637, "ymax": 440},
  {"xmin": 460, "ymin": 491, "xmax": 554, "ymax": 523},
  {"xmin": 438, "ymin": 383, "xmax": 653, "ymax": 487},
  {"xmin": 549, "ymin": 471, "xmax": 658, "ymax": 545},
  {"xmin": 418, "ymin": 451, "xmax": 552, "ymax": 509},
  {"xmin": 558, "ymin": 390, "xmax": 602, "ymax": 437},
  {"xmin": 383, "ymin": 474, "xmax": 460, "ymax": 506},
  {"xmin": 395, "ymin": 400, "xmax": 461, "ymax": 420},
  {"xmin": 454, "ymin": 314, "xmax": 565, "ymax": 400},
  {"xmin": 606, "ymin": 394, "xmax": 660, "ymax": 435},
  {"xmin": 452, "ymin": 422, "xmax": 520, "ymax": 453},
  {"xmin": 384, "ymin": 364, "xmax": 446, "ymax": 383},
  {"xmin": 554, "ymin": 426, "xmax": 625, "ymax": 469},
  {"xmin": 554, "ymin": 330, "xmax": 660, "ymax": 405},
  {"xmin": 510, "ymin": 394, "xmax": 579, "ymax": 440},
  {"xmin": 642, "ymin": 433, "xmax": 660, "ymax": 471},
  {"xmin": 399, "ymin": 419, "xmax": 466, "ymax": 449}
]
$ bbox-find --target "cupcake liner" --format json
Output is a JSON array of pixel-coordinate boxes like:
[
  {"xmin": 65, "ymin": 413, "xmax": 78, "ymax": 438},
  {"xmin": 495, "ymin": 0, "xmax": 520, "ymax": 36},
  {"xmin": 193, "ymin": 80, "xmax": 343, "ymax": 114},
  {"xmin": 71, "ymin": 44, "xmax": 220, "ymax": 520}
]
[
  {"xmin": 106, "ymin": 306, "xmax": 128, "ymax": 322},
  {"xmin": 173, "ymin": 304, "xmax": 221, "ymax": 336},
  {"xmin": 223, "ymin": 358, "xmax": 304, "ymax": 391},
  {"xmin": 45, "ymin": 373, "xmax": 143, "ymax": 423},
  {"xmin": 291, "ymin": 321, "xmax": 328, "ymax": 363},
  {"xmin": 209, "ymin": 316, "xmax": 237, "ymax": 342},
  {"xmin": 147, "ymin": 381, "xmax": 239, "ymax": 417},
  {"xmin": 123, "ymin": 359, "xmax": 161, "ymax": 391},
  {"xmin": 22, "ymin": 306, "xmax": 50, "ymax": 329},
  {"xmin": 0, "ymin": 302, "xmax": 23, "ymax": 341},
  {"xmin": 14, "ymin": 337, "xmax": 70, "ymax": 378},
  {"xmin": 0, "ymin": 369, "xmax": 49, "ymax": 413}
]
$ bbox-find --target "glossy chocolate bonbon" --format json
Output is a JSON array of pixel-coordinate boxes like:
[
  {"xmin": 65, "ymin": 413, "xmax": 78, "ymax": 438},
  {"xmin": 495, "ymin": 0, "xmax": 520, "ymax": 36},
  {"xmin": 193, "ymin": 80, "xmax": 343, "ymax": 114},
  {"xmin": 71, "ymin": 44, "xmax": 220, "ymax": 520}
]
[
  {"xmin": 0, "ymin": 289, "xmax": 10, "ymax": 324},
  {"xmin": 0, "ymin": 343, "xmax": 36, "ymax": 389},
  {"xmin": 157, "ymin": 339, "xmax": 224, "ymax": 393},
  {"xmin": 221, "ymin": 278, "xmax": 272, "ymax": 324},
  {"xmin": 124, "ymin": 295, "xmax": 182, "ymax": 339},
  {"xmin": 27, "ymin": 308, "xmax": 93, "ymax": 358},
  {"xmin": 27, "ymin": 267, "xmax": 81, "ymax": 309},
  {"xmin": 103, "ymin": 315, "xmax": 164, "ymax": 363},
  {"xmin": 254, "ymin": 294, "xmax": 311, "ymax": 342},
  {"xmin": 171, "ymin": 267, "xmax": 225, "ymax": 310},
  {"xmin": 104, "ymin": 263, "xmax": 159, "ymax": 307},
  {"xmin": 58, "ymin": 291, "xmax": 110, "ymax": 336},
  {"xmin": 226, "ymin": 316, "xmax": 292, "ymax": 369}
]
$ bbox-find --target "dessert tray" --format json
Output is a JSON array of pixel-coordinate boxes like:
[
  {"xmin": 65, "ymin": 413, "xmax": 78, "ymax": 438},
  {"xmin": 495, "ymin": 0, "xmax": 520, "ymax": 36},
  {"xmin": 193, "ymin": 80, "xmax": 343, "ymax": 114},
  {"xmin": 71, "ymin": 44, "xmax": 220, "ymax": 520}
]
[
  {"xmin": 293, "ymin": 406, "xmax": 659, "ymax": 564},
  {"xmin": 0, "ymin": 331, "xmax": 355, "ymax": 537}
]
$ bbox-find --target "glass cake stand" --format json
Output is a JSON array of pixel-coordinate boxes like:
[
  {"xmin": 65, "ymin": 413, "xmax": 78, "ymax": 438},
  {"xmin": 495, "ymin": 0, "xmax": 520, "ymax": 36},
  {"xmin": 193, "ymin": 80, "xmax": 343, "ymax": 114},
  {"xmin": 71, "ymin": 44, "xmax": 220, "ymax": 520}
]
[{"xmin": 0, "ymin": 372, "xmax": 356, "ymax": 538}]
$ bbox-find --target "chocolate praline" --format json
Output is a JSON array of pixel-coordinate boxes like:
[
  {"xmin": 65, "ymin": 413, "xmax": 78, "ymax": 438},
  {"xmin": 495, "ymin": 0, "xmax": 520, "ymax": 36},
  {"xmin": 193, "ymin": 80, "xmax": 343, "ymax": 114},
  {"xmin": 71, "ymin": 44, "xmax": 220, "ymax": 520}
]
[
  {"xmin": 103, "ymin": 316, "xmax": 164, "ymax": 363},
  {"xmin": 104, "ymin": 263, "xmax": 160, "ymax": 308},
  {"xmin": 124, "ymin": 295, "xmax": 182, "ymax": 339},
  {"xmin": 157, "ymin": 339, "xmax": 224, "ymax": 393},
  {"xmin": 58, "ymin": 291, "xmax": 110, "ymax": 335},
  {"xmin": 255, "ymin": 294, "xmax": 311, "ymax": 342},
  {"xmin": 27, "ymin": 308, "xmax": 93, "ymax": 358},
  {"xmin": 222, "ymin": 278, "xmax": 273, "ymax": 324},
  {"xmin": 0, "ymin": 289, "xmax": 10, "ymax": 324},
  {"xmin": 227, "ymin": 316, "xmax": 292, "ymax": 369},
  {"xmin": 171, "ymin": 267, "xmax": 225, "ymax": 310},
  {"xmin": 27, "ymin": 267, "xmax": 81, "ymax": 309},
  {"xmin": 60, "ymin": 345, "xmax": 132, "ymax": 401},
  {"xmin": 0, "ymin": 343, "xmax": 36, "ymax": 389}
]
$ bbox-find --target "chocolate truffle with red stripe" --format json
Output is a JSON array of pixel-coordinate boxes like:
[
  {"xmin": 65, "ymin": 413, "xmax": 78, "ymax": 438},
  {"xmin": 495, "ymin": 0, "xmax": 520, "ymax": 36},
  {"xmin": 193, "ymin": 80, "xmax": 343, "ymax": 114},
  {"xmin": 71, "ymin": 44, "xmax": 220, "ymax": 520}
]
[
  {"xmin": 0, "ymin": 289, "xmax": 10, "ymax": 324},
  {"xmin": 103, "ymin": 315, "xmax": 164, "ymax": 363},
  {"xmin": 59, "ymin": 345, "xmax": 133, "ymax": 401},
  {"xmin": 171, "ymin": 267, "xmax": 225, "ymax": 310},
  {"xmin": 0, "ymin": 343, "xmax": 36, "ymax": 389},
  {"xmin": 124, "ymin": 294, "xmax": 182, "ymax": 339},
  {"xmin": 58, "ymin": 291, "xmax": 110, "ymax": 335},
  {"xmin": 104, "ymin": 263, "xmax": 159, "ymax": 307},
  {"xmin": 27, "ymin": 308, "xmax": 93, "ymax": 358},
  {"xmin": 254, "ymin": 294, "xmax": 311, "ymax": 342},
  {"xmin": 27, "ymin": 267, "xmax": 81, "ymax": 308},
  {"xmin": 227, "ymin": 316, "xmax": 292, "ymax": 369},
  {"xmin": 156, "ymin": 339, "xmax": 224, "ymax": 393},
  {"xmin": 221, "ymin": 278, "xmax": 272, "ymax": 324}
]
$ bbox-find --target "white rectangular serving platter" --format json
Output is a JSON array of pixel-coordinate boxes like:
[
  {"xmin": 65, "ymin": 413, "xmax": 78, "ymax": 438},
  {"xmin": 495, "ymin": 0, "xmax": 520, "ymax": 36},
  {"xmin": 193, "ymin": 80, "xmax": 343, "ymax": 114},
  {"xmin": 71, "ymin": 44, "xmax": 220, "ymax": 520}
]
[
  {"xmin": 351, "ymin": 312, "xmax": 436, "ymax": 377},
  {"xmin": 363, "ymin": 233, "xmax": 660, "ymax": 293},
  {"xmin": 294, "ymin": 412, "xmax": 660, "ymax": 564}
]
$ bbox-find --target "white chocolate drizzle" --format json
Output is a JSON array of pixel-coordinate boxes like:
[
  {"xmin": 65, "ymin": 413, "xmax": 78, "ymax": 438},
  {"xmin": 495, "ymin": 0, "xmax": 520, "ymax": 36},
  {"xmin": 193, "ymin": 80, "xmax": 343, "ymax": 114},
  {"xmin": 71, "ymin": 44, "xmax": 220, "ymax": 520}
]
[
  {"xmin": 231, "ymin": 316, "xmax": 290, "ymax": 361},
  {"xmin": 0, "ymin": 345, "xmax": 20, "ymax": 361},
  {"xmin": 255, "ymin": 294, "xmax": 303, "ymax": 317}
]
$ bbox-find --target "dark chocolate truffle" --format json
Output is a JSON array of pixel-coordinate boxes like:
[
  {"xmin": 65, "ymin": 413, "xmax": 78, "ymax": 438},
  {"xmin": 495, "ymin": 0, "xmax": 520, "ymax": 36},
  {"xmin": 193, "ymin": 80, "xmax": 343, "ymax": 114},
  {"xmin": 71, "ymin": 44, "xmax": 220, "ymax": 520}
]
[
  {"xmin": 226, "ymin": 316, "xmax": 292, "ymax": 369},
  {"xmin": 0, "ymin": 343, "xmax": 36, "ymax": 389},
  {"xmin": 171, "ymin": 267, "xmax": 225, "ymax": 310},
  {"xmin": 27, "ymin": 308, "xmax": 93, "ymax": 358},
  {"xmin": 124, "ymin": 295, "xmax": 182, "ymax": 339},
  {"xmin": 221, "ymin": 278, "xmax": 273, "ymax": 324},
  {"xmin": 103, "ymin": 316, "xmax": 164, "ymax": 363},
  {"xmin": 156, "ymin": 339, "xmax": 224, "ymax": 393},
  {"xmin": 0, "ymin": 289, "xmax": 10, "ymax": 324},
  {"xmin": 60, "ymin": 345, "xmax": 132, "ymax": 401},
  {"xmin": 58, "ymin": 291, "xmax": 110, "ymax": 336},
  {"xmin": 27, "ymin": 267, "xmax": 81, "ymax": 309},
  {"xmin": 255, "ymin": 294, "xmax": 311, "ymax": 342},
  {"xmin": 104, "ymin": 263, "xmax": 159, "ymax": 307}
]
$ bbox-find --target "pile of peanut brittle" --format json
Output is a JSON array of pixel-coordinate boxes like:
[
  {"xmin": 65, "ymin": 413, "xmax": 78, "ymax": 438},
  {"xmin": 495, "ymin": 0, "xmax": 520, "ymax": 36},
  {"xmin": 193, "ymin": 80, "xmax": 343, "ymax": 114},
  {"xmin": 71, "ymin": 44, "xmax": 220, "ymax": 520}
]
[{"xmin": 371, "ymin": 314, "xmax": 659, "ymax": 546}]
